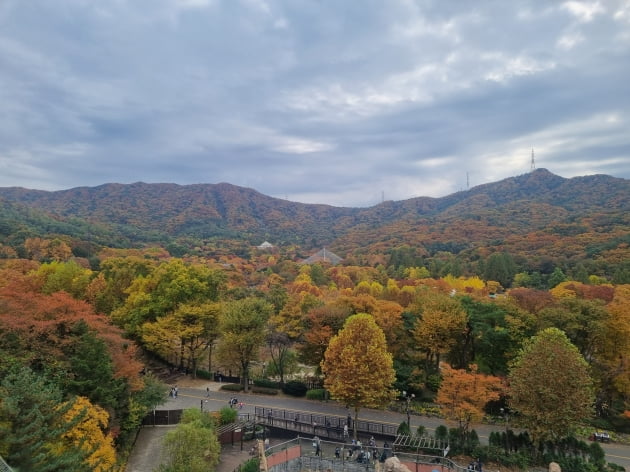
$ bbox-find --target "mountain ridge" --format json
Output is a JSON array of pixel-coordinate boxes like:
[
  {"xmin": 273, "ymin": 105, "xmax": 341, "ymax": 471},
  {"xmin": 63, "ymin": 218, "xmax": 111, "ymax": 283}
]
[{"xmin": 0, "ymin": 169, "xmax": 628, "ymax": 260}]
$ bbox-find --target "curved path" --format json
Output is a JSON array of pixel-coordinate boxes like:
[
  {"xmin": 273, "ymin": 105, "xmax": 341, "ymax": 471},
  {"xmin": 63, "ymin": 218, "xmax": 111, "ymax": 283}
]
[{"xmin": 127, "ymin": 378, "xmax": 630, "ymax": 471}]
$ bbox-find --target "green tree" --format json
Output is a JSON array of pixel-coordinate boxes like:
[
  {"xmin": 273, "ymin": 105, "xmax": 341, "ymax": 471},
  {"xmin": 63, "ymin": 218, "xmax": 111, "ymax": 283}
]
[
  {"xmin": 483, "ymin": 252, "xmax": 516, "ymax": 288},
  {"xmin": 92, "ymin": 256, "xmax": 155, "ymax": 314},
  {"xmin": 37, "ymin": 260, "xmax": 93, "ymax": 299},
  {"xmin": 111, "ymin": 259, "xmax": 226, "ymax": 336},
  {"xmin": 64, "ymin": 323, "xmax": 125, "ymax": 410},
  {"xmin": 321, "ymin": 313, "xmax": 396, "ymax": 439},
  {"xmin": 0, "ymin": 367, "xmax": 90, "ymax": 471},
  {"xmin": 217, "ymin": 297, "xmax": 272, "ymax": 392},
  {"xmin": 142, "ymin": 302, "xmax": 221, "ymax": 377},
  {"xmin": 119, "ymin": 373, "xmax": 169, "ymax": 445},
  {"xmin": 458, "ymin": 296, "xmax": 511, "ymax": 375},
  {"xmin": 158, "ymin": 409, "xmax": 220, "ymax": 472},
  {"xmin": 547, "ymin": 267, "xmax": 567, "ymax": 288},
  {"xmin": 265, "ymin": 330, "xmax": 293, "ymax": 384},
  {"xmin": 508, "ymin": 328, "xmax": 594, "ymax": 448}
]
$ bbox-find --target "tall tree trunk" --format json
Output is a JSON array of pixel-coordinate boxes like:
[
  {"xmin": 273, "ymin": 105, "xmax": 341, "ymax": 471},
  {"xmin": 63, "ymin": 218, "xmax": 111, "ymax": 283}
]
[
  {"xmin": 179, "ymin": 339, "xmax": 185, "ymax": 370},
  {"xmin": 190, "ymin": 339, "xmax": 197, "ymax": 379},
  {"xmin": 242, "ymin": 361, "xmax": 249, "ymax": 392}
]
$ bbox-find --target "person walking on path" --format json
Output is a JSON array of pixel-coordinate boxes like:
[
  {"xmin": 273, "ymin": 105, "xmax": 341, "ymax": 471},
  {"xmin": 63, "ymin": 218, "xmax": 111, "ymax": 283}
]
[{"xmin": 313, "ymin": 436, "xmax": 321, "ymax": 456}]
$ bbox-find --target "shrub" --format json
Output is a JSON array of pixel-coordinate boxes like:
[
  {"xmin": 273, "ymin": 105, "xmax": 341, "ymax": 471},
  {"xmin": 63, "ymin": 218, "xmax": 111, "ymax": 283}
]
[
  {"xmin": 306, "ymin": 389, "xmax": 326, "ymax": 400},
  {"xmin": 607, "ymin": 462, "xmax": 626, "ymax": 471},
  {"xmin": 282, "ymin": 380, "xmax": 308, "ymax": 397},
  {"xmin": 219, "ymin": 406, "xmax": 238, "ymax": 425},
  {"xmin": 435, "ymin": 425, "xmax": 448, "ymax": 441},
  {"xmin": 220, "ymin": 383, "xmax": 244, "ymax": 392},
  {"xmin": 240, "ymin": 458, "xmax": 259, "ymax": 472},
  {"xmin": 195, "ymin": 369, "xmax": 214, "ymax": 380},
  {"xmin": 251, "ymin": 387, "xmax": 278, "ymax": 395},
  {"xmin": 397, "ymin": 421, "xmax": 410, "ymax": 435},
  {"xmin": 253, "ymin": 379, "xmax": 281, "ymax": 389}
]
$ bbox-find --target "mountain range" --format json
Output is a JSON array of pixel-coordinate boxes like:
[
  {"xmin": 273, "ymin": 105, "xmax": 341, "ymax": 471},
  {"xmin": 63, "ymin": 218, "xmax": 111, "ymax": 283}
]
[{"xmin": 0, "ymin": 169, "xmax": 629, "ymax": 277}]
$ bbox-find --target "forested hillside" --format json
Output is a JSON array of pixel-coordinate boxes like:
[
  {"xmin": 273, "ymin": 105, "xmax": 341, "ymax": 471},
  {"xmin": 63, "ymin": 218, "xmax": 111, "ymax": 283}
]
[{"xmin": 1, "ymin": 168, "xmax": 629, "ymax": 283}]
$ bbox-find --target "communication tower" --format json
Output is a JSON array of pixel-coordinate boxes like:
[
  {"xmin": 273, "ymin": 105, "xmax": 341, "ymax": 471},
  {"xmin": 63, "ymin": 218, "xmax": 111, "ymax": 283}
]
[{"xmin": 531, "ymin": 149, "xmax": 536, "ymax": 171}]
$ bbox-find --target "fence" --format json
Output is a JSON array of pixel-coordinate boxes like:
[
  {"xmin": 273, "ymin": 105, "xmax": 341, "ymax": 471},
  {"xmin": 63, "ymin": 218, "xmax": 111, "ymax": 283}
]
[
  {"xmin": 0, "ymin": 455, "xmax": 13, "ymax": 472},
  {"xmin": 254, "ymin": 407, "xmax": 398, "ymax": 441},
  {"xmin": 141, "ymin": 409, "xmax": 183, "ymax": 426}
]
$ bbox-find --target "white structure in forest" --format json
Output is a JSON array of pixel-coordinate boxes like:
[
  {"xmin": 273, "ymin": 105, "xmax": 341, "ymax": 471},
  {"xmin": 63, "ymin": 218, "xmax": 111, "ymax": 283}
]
[{"xmin": 300, "ymin": 248, "xmax": 342, "ymax": 265}]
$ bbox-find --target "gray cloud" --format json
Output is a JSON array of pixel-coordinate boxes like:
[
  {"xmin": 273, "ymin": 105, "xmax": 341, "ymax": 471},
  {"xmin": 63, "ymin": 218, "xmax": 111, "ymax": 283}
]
[{"xmin": 0, "ymin": 0, "xmax": 628, "ymax": 207}]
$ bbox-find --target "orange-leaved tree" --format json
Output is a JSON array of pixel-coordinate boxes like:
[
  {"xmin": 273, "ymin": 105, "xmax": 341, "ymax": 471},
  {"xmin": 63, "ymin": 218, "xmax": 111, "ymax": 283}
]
[
  {"xmin": 437, "ymin": 363, "xmax": 503, "ymax": 433},
  {"xmin": 321, "ymin": 313, "xmax": 396, "ymax": 439}
]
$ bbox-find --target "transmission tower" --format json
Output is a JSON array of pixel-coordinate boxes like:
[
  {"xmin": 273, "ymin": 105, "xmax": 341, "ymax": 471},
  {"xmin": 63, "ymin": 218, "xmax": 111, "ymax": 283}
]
[{"xmin": 531, "ymin": 148, "xmax": 536, "ymax": 171}]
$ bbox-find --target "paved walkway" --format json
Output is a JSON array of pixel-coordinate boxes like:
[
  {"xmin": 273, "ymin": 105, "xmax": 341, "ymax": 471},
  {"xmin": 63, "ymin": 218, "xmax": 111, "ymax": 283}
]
[{"xmin": 125, "ymin": 376, "xmax": 264, "ymax": 472}]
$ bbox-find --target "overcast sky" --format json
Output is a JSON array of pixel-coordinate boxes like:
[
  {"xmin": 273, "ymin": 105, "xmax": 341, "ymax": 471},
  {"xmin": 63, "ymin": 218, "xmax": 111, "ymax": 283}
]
[{"xmin": 1, "ymin": 1, "xmax": 629, "ymax": 207}]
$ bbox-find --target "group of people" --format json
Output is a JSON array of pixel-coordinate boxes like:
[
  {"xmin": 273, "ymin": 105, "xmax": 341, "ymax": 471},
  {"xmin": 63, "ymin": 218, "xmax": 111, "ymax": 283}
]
[
  {"xmin": 467, "ymin": 459, "xmax": 483, "ymax": 471},
  {"xmin": 331, "ymin": 436, "xmax": 390, "ymax": 463},
  {"xmin": 169, "ymin": 386, "xmax": 178, "ymax": 398},
  {"xmin": 228, "ymin": 397, "xmax": 243, "ymax": 409}
]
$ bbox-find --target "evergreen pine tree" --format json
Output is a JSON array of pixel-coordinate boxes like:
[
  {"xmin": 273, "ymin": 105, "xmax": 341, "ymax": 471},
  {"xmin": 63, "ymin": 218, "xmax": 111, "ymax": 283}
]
[{"xmin": 0, "ymin": 366, "xmax": 91, "ymax": 471}]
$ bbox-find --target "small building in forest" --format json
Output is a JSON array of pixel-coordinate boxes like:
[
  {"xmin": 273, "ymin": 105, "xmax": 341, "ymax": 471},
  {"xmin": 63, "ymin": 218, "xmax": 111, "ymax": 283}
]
[
  {"xmin": 300, "ymin": 248, "xmax": 342, "ymax": 265},
  {"xmin": 257, "ymin": 241, "xmax": 274, "ymax": 250}
]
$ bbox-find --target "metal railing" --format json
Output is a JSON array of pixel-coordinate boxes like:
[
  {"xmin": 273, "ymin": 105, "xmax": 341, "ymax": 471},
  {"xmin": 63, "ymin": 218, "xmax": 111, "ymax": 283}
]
[
  {"xmin": 0, "ymin": 455, "xmax": 14, "ymax": 472},
  {"xmin": 254, "ymin": 407, "xmax": 398, "ymax": 440}
]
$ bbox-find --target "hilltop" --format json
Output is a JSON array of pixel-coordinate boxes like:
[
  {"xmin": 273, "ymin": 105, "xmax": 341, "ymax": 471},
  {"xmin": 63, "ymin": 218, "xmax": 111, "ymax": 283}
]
[{"xmin": 0, "ymin": 169, "xmax": 628, "ymax": 280}]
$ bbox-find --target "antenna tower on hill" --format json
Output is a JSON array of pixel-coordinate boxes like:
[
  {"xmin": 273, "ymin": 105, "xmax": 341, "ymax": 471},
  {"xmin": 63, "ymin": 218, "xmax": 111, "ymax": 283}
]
[{"xmin": 531, "ymin": 148, "xmax": 536, "ymax": 171}]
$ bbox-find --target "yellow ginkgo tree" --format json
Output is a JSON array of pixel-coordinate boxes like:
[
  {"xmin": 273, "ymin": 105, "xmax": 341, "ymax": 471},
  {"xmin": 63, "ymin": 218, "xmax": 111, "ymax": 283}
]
[
  {"xmin": 55, "ymin": 396, "xmax": 118, "ymax": 472},
  {"xmin": 321, "ymin": 313, "xmax": 396, "ymax": 439}
]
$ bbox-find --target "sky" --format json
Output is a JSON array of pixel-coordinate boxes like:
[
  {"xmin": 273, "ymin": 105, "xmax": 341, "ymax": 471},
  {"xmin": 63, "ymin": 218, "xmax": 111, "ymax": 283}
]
[{"xmin": 1, "ymin": 1, "xmax": 629, "ymax": 207}]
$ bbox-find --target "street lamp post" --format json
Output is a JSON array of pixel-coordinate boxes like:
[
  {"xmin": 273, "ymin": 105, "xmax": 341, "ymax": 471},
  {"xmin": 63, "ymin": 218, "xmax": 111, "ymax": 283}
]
[{"xmin": 402, "ymin": 391, "xmax": 415, "ymax": 431}]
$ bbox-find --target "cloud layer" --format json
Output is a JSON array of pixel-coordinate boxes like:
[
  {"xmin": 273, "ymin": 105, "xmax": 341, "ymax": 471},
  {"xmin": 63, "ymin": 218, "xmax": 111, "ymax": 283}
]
[{"xmin": 1, "ymin": 0, "xmax": 629, "ymax": 206}]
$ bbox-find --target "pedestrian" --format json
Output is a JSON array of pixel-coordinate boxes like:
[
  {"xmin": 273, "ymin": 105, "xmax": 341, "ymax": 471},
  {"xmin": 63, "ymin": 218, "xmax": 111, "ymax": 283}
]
[
  {"xmin": 369, "ymin": 436, "xmax": 377, "ymax": 457},
  {"xmin": 173, "ymin": 386, "xmax": 178, "ymax": 398},
  {"xmin": 206, "ymin": 387, "xmax": 210, "ymax": 397},
  {"xmin": 343, "ymin": 424, "xmax": 349, "ymax": 439},
  {"xmin": 335, "ymin": 447, "xmax": 341, "ymax": 458}
]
